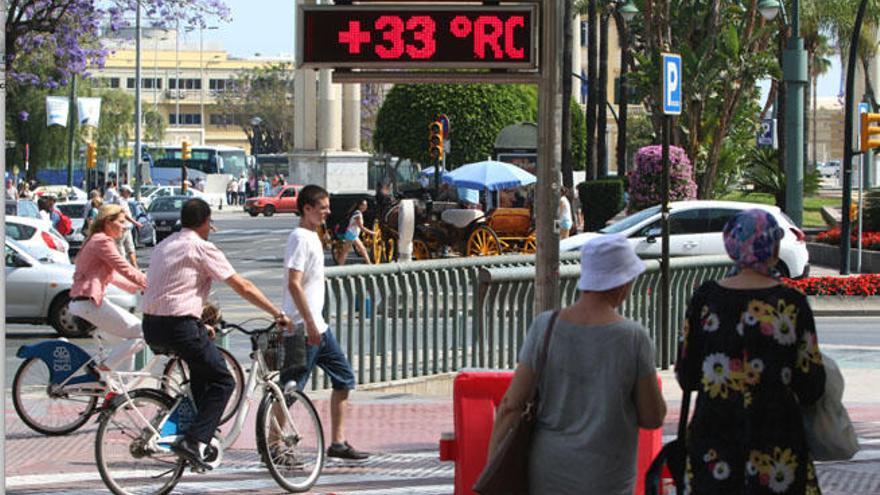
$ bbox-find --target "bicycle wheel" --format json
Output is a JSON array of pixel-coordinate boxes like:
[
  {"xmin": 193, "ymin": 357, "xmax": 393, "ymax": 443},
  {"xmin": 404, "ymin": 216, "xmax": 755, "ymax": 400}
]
[
  {"xmin": 256, "ymin": 387, "xmax": 325, "ymax": 493},
  {"xmin": 95, "ymin": 389, "xmax": 185, "ymax": 495},
  {"xmin": 12, "ymin": 357, "xmax": 99, "ymax": 435},
  {"xmin": 162, "ymin": 347, "xmax": 244, "ymax": 425}
]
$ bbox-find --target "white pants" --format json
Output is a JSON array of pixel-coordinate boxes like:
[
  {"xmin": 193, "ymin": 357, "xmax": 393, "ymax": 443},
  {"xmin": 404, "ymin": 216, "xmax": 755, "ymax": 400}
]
[{"xmin": 69, "ymin": 299, "xmax": 144, "ymax": 370}]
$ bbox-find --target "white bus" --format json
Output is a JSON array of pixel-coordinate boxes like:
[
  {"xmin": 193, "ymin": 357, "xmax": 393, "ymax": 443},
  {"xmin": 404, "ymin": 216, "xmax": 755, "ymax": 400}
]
[{"xmin": 150, "ymin": 145, "xmax": 248, "ymax": 206}]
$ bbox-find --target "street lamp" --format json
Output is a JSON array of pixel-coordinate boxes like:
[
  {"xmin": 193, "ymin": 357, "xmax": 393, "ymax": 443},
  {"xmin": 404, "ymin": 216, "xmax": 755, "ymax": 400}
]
[
  {"xmin": 619, "ymin": 0, "xmax": 637, "ymax": 22},
  {"xmin": 759, "ymin": 0, "xmax": 807, "ymax": 227},
  {"xmin": 250, "ymin": 117, "xmax": 263, "ymax": 158}
]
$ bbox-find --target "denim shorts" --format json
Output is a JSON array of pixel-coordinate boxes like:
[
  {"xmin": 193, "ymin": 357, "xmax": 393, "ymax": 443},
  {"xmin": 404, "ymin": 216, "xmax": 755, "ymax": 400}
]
[
  {"xmin": 560, "ymin": 218, "xmax": 574, "ymax": 230},
  {"xmin": 280, "ymin": 328, "xmax": 356, "ymax": 391},
  {"xmin": 342, "ymin": 231, "xmax": 359, "ymax": 241}
]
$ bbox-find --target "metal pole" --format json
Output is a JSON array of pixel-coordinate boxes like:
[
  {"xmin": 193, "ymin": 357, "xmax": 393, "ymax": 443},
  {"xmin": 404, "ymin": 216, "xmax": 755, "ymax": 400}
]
[
  {"xmin": 134, "ymin": 5, "xmax": 143, "ymax": 199},
  {"xmin": 858, "ymin": 153, "xmax": 864, "ymax": 273},
  {"xmin": 783, "ymin": 0, "xmax": 806, "ymax": 227},
  {"xmin": 66, "ymin": 74, "xmax": 77, "ymax": 188},
  {"xmin": 200, "ymin": 26, "xmax": 204, "ymax": 140},
  {"xmin": 617, "ymin": 18, "xmax": 629, "ymax": 176},
  {"xmin": 536, "ymin": 0, "xmax": 564, "ymax": 312},
  {"xmin": 175, "ymin": 19, "xmax": 181, "ymax": 128},
  {"xmin": 1, "ymin": 0, "xmax": 9, "ymax": 479},
  {"xmin": 661, "ymin": 115, "xmax": 671, "ymax": 367},
  {"xmin": 841, "ymin": 0, "xmax": 869, "ymax": 275}
]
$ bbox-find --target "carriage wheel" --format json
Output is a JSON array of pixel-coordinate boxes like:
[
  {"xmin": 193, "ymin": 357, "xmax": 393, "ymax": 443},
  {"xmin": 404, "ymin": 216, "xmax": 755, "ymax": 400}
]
[
  {"xmin": 467, "ymin": 225, "xmax": 502, "ymax": 257},
  {"xmin": 412, "ymin": 239, "xmax": 431, "ymax": 260},
  {"xmin": 522, "ymin": 231, "xmax": 538, "ymax": 254}
]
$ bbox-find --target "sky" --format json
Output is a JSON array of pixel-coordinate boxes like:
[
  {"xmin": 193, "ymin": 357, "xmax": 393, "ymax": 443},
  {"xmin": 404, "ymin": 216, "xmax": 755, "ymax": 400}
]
[{"xmin": 202, "ymin": 0, "xmax": 844, "ymax": 99}]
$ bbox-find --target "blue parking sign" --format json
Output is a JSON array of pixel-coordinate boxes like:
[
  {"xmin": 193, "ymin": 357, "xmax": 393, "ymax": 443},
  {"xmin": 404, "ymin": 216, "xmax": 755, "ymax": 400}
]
[{"xmin": 662, "ymin": 53, "xmax": 682, "ymax": 115}]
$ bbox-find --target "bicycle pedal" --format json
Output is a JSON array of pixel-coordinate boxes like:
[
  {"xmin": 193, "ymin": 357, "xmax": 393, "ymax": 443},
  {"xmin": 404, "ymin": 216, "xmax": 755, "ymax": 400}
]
[{"xmin": 190, "ymin": 465, "xmax": 209, "ymax": 474}]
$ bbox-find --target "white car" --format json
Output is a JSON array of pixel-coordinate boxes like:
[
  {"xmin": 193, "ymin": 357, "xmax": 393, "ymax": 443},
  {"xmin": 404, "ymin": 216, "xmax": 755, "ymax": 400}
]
[
  {"xmin": 561, "ymin": 201, "xmax": 809, "ymax": 278},
  {"xmin": 33, "ymin": 185, "xmax": 89, "ymax": 201},
  {"xmin": 5, "ymin": 215, "xmax": 71, "ymax": 264},
  {"xmin": 140, "ymin": 186, "xmax": 204, "ymax": 209},
  {"xmin": 5, "ymin": 238, "xmax": 139, "ymax": 337}
]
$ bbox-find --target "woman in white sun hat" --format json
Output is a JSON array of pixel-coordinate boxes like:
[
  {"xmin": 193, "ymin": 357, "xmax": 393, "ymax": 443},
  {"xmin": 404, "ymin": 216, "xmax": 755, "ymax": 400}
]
[{"xmin": 487, "ymin": 234, "xmax": 667, "ymax": 494}]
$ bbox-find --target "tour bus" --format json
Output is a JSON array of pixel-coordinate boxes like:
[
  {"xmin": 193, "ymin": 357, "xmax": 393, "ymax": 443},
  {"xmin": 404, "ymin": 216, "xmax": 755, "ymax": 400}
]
[{"xmin": 150, "ymin": 145, "xmax": 248, "ymax": 206}]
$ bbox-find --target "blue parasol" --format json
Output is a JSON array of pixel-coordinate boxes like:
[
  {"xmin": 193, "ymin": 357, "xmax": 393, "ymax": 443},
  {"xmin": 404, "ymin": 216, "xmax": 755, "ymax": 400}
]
[{"xmin": 442, "ymin": 160, "xmax": 537, "ymax": 191}]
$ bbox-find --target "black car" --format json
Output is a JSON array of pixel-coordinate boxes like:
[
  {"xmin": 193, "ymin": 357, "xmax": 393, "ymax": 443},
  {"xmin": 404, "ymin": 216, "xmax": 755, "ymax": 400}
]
[{"xmin": 147, "ymin": 196, "xmax": 189, "ymax": 242}]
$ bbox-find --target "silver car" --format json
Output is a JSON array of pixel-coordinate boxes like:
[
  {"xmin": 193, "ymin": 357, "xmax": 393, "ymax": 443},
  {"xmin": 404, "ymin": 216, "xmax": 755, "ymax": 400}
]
[{"xmin": 5, "ymin": 239, "xmax": 139, "ymax": 338}]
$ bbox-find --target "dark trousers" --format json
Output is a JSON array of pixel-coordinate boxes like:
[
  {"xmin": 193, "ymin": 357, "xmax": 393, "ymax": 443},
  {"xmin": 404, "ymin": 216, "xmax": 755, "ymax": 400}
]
[{"xmin": 143, "ymin": 314, "xmax": 234, "ymax": 444}]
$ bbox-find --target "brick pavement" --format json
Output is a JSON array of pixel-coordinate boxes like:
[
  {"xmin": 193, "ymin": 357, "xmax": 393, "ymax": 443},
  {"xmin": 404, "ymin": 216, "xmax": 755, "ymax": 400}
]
[{"xmin": 6, "ymin": 374, "xmax": 880, "ymax": 494}]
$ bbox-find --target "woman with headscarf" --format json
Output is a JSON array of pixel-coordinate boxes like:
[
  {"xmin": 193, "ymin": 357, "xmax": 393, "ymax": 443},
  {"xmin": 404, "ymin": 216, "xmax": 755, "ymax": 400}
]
[
  {"xmin": 487, "ymin": 234, "xmax": 666, "ymax": 494},
  {"xmin": 69, "ymin": 204, "xmax": 148, "ymax": 370},
  {"xmin": 675, "ymin": 209, "xmax": 826, "ymax": 494}
]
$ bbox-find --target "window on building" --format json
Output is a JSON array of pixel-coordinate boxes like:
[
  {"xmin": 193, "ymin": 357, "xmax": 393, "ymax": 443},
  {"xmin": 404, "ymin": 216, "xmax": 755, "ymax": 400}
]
[
  {"xmin": 209, "ymin": 78, "xmax": 236, "ymax": 92},
  {"xmin": 102, "ymin": 77, "xmax": 120, "ymax": 88},
  {"xmin": 169, "ymin": 113, "xmax": 202, "ymax": 126},
  {"xmin": 169, "ymin": 78, "xmax": 202, "ymax": 90},
  {"xmin": 209, "ymin": 114, "xmax": 241, "ymax": 126},
  {"xmin": 126, "ymin": 77, "xmax": 162, "ymax": 89},
  {"xmin": 581, "ymin": 21, "xmax": 587, "ymax": 47}
]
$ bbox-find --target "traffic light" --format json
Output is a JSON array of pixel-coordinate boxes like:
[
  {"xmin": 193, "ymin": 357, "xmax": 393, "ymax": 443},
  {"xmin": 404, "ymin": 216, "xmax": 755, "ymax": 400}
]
[
  {"xmin": 181, "ymin": 140, "xmax": 191, "ymax": 160},
  {"xmin": 428, "ymin": 121, "xmax": 444, "ymax": 161},
  {"xmin": 86, "ymin": 142, "xmax": 97, "ymax": 169},
  {"xmin": 861, "ymin": 112, "xmax": 880, "ymax": 152}
]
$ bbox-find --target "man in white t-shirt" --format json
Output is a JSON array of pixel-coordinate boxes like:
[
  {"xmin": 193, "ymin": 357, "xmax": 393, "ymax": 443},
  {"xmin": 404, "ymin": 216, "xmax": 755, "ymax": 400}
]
[{"xmin": 281, "ymin": 184, "xmax": 369, "ymax": 461}]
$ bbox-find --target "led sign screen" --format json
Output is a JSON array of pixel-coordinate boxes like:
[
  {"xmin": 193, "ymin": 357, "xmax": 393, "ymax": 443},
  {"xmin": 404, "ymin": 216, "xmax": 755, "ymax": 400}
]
[{"xmin": 299, "ymin": 5, "xmax": 537, "ymax": 69}]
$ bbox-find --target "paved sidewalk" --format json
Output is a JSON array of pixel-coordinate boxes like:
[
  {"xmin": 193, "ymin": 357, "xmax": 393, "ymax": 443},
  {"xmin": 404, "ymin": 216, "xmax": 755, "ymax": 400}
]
[{"xmin": 6, "ymin": 368, "xmax": 880, "ymax": 494}]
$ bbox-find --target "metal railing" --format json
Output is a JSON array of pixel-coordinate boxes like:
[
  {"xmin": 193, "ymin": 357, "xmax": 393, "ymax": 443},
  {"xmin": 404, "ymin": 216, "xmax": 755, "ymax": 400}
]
[
  {"xmin": 316, "ymin": 253, "xmax": 731, "ymax": 389},
  {"xmin": 476, "ymin": 255, "xmax": 733, "ymax": 370}
]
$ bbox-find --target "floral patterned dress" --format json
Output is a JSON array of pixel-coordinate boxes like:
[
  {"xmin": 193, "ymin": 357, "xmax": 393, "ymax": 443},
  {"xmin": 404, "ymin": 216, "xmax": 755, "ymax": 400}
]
[{"xmin": 675, "ymin": 281, "xmax": 826, "ymax": 495}]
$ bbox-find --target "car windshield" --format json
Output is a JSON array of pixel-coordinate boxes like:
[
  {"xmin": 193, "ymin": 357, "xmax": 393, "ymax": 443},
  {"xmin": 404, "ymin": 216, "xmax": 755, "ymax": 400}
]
[
  {"xmin": 148, "ymin": 198, "xmax": 186, "ymax": 212},
  {"xmin": 599, "ymin": 205, "xmax": 662, "ymax": 234},
  {"xmin": 56, "ymin": 203, "xmax": 86, "ymax": 218}
]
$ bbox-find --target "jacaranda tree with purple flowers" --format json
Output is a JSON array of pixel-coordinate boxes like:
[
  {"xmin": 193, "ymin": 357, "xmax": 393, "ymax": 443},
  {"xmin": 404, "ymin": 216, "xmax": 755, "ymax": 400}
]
[
  {"xmin": 6, "ymin": 0, "xmax": 231, "ymax": 89},
  {"xmin": 628, "ymin": 145, "xmax": 698, "ymax": 213}
]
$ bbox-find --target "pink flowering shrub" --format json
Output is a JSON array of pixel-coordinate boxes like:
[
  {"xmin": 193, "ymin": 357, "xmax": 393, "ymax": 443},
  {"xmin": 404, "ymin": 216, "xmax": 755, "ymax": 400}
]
[{"xmin": 629, "ymin": 145, "xmax": 698, "ymax": 212}]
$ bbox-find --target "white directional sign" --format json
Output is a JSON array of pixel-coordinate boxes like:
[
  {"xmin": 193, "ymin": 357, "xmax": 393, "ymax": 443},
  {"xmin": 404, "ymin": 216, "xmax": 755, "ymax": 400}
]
[{"xmin": 662, "ymin": 53, "xmax": 682, "ymax": 115}]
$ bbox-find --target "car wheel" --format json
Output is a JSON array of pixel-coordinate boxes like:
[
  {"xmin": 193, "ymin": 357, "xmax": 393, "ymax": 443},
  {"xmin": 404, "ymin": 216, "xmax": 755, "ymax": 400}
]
[
  {"xmin": 248, "ymin": 210, "xmax": 259, "ymax": 217},
  {"xmin": 776, "ymin": 260, "xmax": 792, "ymax": 279},
  {"xmin": 263, "ymin": 205, "xmax": 275, "ymax": 217},
  {"xmin": 49, "ymin": 292, "xmax": 94, "ymax": 338}
]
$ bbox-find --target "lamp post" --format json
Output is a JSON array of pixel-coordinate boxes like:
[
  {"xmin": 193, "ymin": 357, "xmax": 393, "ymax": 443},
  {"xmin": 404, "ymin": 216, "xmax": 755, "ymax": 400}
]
[
  {"xmin": 616, "ymin": 0, "xmax": 637, "ymax": 177},
  {"xmin": 250, "ymin": 117, "xmax": 263, "ymax": 158},
  {"xmin": 759, "ymin": 0, "xmax": 807, "ymax": 227}
]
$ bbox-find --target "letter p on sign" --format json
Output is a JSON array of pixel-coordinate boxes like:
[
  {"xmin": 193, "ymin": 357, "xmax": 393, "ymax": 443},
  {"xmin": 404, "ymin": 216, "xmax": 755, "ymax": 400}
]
[{"xmin": 662, "ymin": 53, "xmax": 682, "ymax": 115}]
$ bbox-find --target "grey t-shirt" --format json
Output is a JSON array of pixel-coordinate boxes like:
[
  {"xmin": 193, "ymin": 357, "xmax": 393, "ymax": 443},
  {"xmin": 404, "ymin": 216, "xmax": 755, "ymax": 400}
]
[{"xmin": 519, "ymin": 311, "xmax": 657, "ymax": 494}]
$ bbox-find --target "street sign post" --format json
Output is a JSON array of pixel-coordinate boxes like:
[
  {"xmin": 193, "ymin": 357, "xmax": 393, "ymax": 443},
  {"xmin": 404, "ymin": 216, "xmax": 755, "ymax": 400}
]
[
  {"xmin": 660, "ymin": 52, "xmax": 682, "ymax": 364},
  {"xmin": 757, "ymin": 118, "xmax": 777, "ymax": 148}
]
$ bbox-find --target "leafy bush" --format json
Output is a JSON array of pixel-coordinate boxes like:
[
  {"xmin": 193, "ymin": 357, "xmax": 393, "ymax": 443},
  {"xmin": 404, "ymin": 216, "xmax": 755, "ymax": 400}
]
[
  {"xmin": 863, "ymin": 189, "xmax": 880, "ymax": 232},
  {"xmin": 628, "ymin": 145, "xmax": 698, "ymax": 212},
  {"xmin": 741, "ymin": 147, "xmax": 820, "ymax": 208},
  {"xmin": 815, "ymin": 226, "xmax": 880, "ymax": 251},
  {"xmin": 577, "ymin": 179, "xmax": 625, "ymax": 231}
]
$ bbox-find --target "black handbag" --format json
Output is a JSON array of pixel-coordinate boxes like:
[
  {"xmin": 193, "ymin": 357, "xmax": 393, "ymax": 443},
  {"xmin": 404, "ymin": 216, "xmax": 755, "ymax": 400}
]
[
  {"xmin": 473, "ymin": 311, "xmax": 560, "ymax": 495},
  {"xmin": 645, "ymin": 387, "xmax": 691, "ymax": 495}
]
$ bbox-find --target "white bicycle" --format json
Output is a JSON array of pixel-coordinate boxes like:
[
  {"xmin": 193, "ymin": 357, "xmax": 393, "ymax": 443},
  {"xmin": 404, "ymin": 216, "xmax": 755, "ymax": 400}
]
[{"xmin": 94, "ymin": 321, "xmax": 325, "ymax": 495}]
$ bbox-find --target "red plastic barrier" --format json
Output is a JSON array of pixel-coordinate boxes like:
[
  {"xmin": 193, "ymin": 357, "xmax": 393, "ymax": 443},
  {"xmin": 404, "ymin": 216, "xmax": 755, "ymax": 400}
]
[{"xmin": 439, "ymin": 371, "xmax": 663, "ymax": 495}]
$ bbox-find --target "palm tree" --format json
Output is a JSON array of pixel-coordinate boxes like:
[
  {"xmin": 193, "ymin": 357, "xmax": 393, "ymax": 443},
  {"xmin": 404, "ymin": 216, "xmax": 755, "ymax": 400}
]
[{"xmin": 810, "ymin": 36, "xmax": 832, "ymax": 170}]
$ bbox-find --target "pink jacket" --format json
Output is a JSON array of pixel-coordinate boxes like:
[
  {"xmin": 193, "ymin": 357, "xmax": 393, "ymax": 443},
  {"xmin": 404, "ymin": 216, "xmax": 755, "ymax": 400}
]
[{"xmin": 71, "ymin": 232, "xmax": 147, "ymax": 305}]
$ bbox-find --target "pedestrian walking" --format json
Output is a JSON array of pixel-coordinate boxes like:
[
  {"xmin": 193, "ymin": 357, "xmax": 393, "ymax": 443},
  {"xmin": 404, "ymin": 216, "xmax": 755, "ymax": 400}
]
[
  {"xmin": 486, "ymin": 234, "xmax": 665, "ymax": 494},
  {"xmin": 104, "ymin": 180, "xmax": 118, "ymax": 205},
  {"xmin": 674, "ymin": 209, "xmax": 826, "ymax": 494},
  {"xmin": 227, "ymin": 178, "xmax": 237, "ymax": 206},
  {"xmin": 69, "ymin": 204, "xmax": 147, "ymax": 370},
  {"xmin": 18, "ymin": 181, "xmax": 32, "ymax": 199},
  {"xmin": 238, "ymin": 174, "xmax": 247, "ymax": 205},
  {"xmin": 142, "ymin": 198, "xmax": 290, "ymax": 470},
  {"xmin": 334, "ymin": 199, "xmax": 375, "ymax": 266},
  {"xmin": 281, "ymin": 185, "xmax": 370, "ymax": 460},
  {"xmin": 559, "ymin": 186, "xmax": 574, "ymax": 239},
  {"xmin": 113, "ymin": 185, "xmax": 141, "ymax": 267},
  {"xmin": 6, "ymin": 179, "xmax": 17, "ymax": 200},
  {"xmin": 83, "ymin": 195, "xmax": 103, "ymax": 235}
]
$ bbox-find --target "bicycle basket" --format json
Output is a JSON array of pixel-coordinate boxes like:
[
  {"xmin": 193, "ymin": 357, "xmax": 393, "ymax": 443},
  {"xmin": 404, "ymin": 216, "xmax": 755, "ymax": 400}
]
[{"xmin": 256, "ymin": 328, "xmax": 307, "ymax": 374}]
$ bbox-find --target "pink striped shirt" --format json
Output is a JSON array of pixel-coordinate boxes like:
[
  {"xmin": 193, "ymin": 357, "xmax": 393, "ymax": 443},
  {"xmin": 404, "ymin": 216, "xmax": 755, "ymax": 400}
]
[
  {"xmin": 71, "ymin": 233, "xmax": 146, "ymax": 305},
  {"xmin": 142, "ymin": 228, "xmax": 236, "ymax": 318}
]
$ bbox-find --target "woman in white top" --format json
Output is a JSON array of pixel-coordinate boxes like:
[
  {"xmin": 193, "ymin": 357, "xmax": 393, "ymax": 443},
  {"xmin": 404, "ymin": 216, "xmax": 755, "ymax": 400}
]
[
  {"xmin": 334, "ymin": 199, "xmax": 375, "ymax": 265},
  {"xmin": 559, "ymin": 186, "xmax": 574, "ymax": 239}
]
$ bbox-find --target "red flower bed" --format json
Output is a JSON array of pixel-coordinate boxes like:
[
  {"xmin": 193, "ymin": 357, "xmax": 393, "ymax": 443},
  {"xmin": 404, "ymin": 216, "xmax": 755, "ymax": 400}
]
[
  {"xmin": 815, "ymin": 227, "xmax": 880, "ymax": 250},
  {"xmin": 784, "ymin": 274, "xmax": 880, "ymax": 296}
]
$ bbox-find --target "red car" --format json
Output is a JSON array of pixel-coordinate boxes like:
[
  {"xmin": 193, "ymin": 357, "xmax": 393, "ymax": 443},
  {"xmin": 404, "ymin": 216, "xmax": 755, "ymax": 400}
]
[{"xmin": 244, "ymin": 184, "xmax": 302, "ymax": 217}]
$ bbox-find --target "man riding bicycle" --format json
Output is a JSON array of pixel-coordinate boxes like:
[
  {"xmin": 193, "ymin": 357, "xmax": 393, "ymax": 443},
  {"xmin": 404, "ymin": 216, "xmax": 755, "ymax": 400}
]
[{"xmin": 142, "ymin": 198, "xmax": 290, "ymax": 470}]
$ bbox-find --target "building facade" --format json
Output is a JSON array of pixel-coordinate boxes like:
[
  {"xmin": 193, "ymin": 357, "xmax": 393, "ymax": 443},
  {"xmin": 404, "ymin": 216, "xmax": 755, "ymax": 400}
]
[{"xmin": 93, "ymin": 28, "xmax": 285, "ymax": 152}]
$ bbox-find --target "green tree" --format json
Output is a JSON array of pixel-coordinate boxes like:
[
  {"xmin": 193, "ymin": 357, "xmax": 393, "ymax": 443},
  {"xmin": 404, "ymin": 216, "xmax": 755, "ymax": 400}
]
[
  {"xmin": 93, "ymin": 89, "xmax": 133, "ymax": 161},
  {"xmin": 374, "ymin": 84, "xmax": 536, "ymax": 168},
  {"xmin": 215, "ymin": 62, "xmax": 294, "ymax": 154},
  {"xmin": 629, "ymin": 0, "xmax": 779, "ymax": 198}
]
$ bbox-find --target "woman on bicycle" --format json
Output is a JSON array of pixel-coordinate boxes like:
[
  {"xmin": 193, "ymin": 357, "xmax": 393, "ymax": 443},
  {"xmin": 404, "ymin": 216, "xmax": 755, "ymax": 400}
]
[
  {"xmin": 70, "ymin": 204, "xmax": 148, "ymax": 370},
  {"xmin": 334, "ymin": 199, "xmax": 375, "ymax": 265}
]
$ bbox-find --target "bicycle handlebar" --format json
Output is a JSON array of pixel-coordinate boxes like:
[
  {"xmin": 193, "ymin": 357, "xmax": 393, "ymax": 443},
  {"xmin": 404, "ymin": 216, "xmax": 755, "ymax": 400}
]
[{"xmin": 217, "ymin": 320, "xmax": 277, "ymax": 337}]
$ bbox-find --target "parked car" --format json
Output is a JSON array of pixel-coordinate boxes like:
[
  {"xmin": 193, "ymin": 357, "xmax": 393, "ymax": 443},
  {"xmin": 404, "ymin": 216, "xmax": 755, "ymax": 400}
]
[
  {"xmin": 5, "ymin": 215, "xmax": 71, "ymax": 264},
  {"xmin": 244, "ymin": 184, "xmax": 302, "ymax": 217},
  {"xmin": 148, "ymin": 196, "xmax": 189, "ymax": 242},
  {"xmin": 818, "ymin": 161, "xmax": 841, "ymax": 178},
  {"xmin": 140, "ymin": 185, "xmax": 203, "ymax": 209},
  {"xmin": 54, "ymin": 201, "xmax": 89, "ymax": 253},
  {"xmin": 5, "ymin": 199, "xmax": 42, "ymax": 222},
  {"xmin": 5, "ymin": 238, "xmax": 138, "ymax": 337},
  {"xmin": 560, "ymin": 201, "xmax": 809, "ymax": 278}
]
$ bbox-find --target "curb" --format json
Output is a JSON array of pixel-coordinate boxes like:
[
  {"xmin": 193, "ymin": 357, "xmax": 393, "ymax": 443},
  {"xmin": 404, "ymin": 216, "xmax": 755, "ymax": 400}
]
[{"xmin": 809, "ymin": 296, "xmax": 880, "ymax": 317}]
